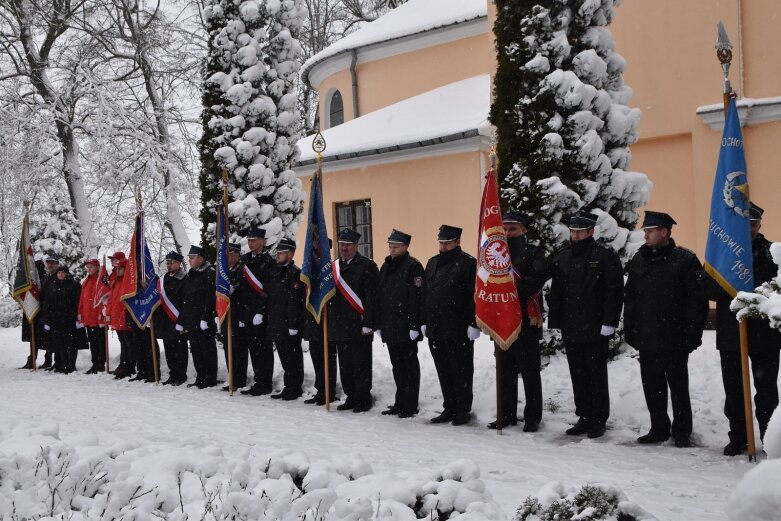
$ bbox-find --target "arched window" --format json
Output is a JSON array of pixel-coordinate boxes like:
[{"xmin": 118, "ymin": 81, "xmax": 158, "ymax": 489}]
[{"xmin": 328, "ymin": 90, "xmax": 344, "ymax": 128}]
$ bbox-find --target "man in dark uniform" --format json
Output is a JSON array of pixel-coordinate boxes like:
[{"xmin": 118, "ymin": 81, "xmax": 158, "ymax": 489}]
[
  {"xmin": 329, "ymin": 228, "xmax": 380, "ymax": 413},
  {"xmin": 179, "ymin": 245, "xmax": 218, "ymax": 388},
  {"xmin": 266, "ymin": 238, "xmax": 305, "ymax": 400},
  {"xmin": 548, "ymin": 211, "xmax": 624, "ymax": 439},
  {"xmin": 156, "ymin": 251, "xmax": 188, "ymax": 385},
  {"xmin": 625, "ymin": 211, "xmax": 708, "ymax": 448},
  {"xmin": 221, "ymin": 242, "xmax": 249, "ymax": 390},
  {"xmin": 240, "ymin": 227, "xmax": 275, "ymax": 396},
  {"xmin": 377, "ymin": 229, "xmax": 425, "ymax": 418},
  {"xmin": 706, "ymin": 203, "xmax": 780, "ymax": 456},
  {"xmin": 303, "ymin": 241, "xmax": 337, "ymax": 405},
  {"xmin": 422, "ymin": 224, "xmax": 479, "ymax": 426},
  {"xmin": 20, "ymin": 259, "xmax": 51, "ymax": 369},
  {"xmin": 490, "ymin": 212, "xmax": 550, "ymax": 432}
]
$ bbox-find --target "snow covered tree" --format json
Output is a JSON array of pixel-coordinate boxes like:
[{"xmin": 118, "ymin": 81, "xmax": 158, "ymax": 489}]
[
  {"xmin": 199, "ymin": 0, "xmax": 306, "ymax": 251},
  {"xmin": 490, "ymin": 0, "xmax": 651, "ymax": 260},
  {"xmin": 31, "ymin": 196, "xmax": 87, "ymax": 279},
  {"xmin": 733, "ymin": 243, "xmax": 781, "ymax": 331}
]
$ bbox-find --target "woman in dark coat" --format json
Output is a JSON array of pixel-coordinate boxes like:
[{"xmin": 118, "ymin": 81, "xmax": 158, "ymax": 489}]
[{"xmin": 40, "ymin": 266, "xmax": 82, "ymax": 373}]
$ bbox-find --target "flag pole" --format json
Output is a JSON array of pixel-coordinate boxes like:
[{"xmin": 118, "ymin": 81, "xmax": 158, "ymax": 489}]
[
  {"xmin": 490, "ymin": 150, "xmax": 503, "ymax": 435},
  {"xmin": 717, "ymin": 22, "xmax": 756, "ymax": 462},
  {"xmin": 222, "ymin": 168, "xmax": 235, "ymax": 397},
  {"xmin": 312, "ymin": 138, "xmax": 332, "ymax": 413},
  {"xmin": 150, "ymin": 321, "xmax": 159, "ymax": 385}
]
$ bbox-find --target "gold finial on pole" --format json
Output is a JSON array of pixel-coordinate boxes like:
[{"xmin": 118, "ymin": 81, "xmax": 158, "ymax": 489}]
[{"xmin": 716, "ymin": 21, "xmax": 734, "ymax": 111}]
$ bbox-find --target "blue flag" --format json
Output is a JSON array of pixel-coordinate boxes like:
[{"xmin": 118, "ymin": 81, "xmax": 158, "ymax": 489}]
[
  {"xmin": 121, "ymin": 210, "xmax": 161, "ymax": 327},
  {"xmin": 301, "ymin": 172, "xmax": 336, "ymax": 323},
  {"xmin": 704, "ymin": 97, "xmax": 753, "ymax": 297},
  {"xmin": 215, "ymin": 206, "xmax": 231, "ymax": 327}
]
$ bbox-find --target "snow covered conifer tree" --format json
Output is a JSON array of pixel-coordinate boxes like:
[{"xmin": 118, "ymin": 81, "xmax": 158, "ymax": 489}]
[
  {"xmin": 490, "ymin": 0, "xmax": 652, "ymax": 260},
  {"xmin": 199, "ymin": 0, "xmax": 306, "ymax": 250},
  {"xmin": 31, "ymin": 197, "xmax": 86, "ymax": 279}
]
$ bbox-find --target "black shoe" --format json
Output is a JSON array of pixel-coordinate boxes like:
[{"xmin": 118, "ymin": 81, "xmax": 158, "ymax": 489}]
[
  {"xmin": 723, "ymin": 441, "xmax": 748, "ymax": 456},
  {"xmin": 241, "ymin": 385, "xmax": 272, "ymax": 396},
  {"xmin": 171, "ymin": 379, "xmax": 186, "ymax": 386},
  {"xmin": 336, "ymin": 400, "xmax": 355, "ymax": 411},
  {"xmin": 397, "ymin": 409, "xmax": 418, "ymax": 418},
  {"xmin": 129, "ymin": 374, "xmax": 145, "ymax": 382},
  {"xmin": 187, "ymin": 381, "xmax": 203, "ymax": 388},
  {"xmin": 304, "ymin": 394, "xmax": 323, "ymax": 404},
  {"xmin": 587, "ymin": 424, "xmax": 606, "ymax": 439},
  {"xmin": 637, "ymin": 431, "xmax": 670, "ymax": 444},
  {"xmin": 565, "ymin": 419, "xmax": 590, "ymax": 436},
  {"xmin": 162, "ymin": 378, "xmax": 175, "ymax": 385},
  {"xmin": 674, "ymin": 435, "xmax": 692, "ymax": 448},
  {"xmin": 487, "ymin": 417, "xmax": 518, "ymax": 429},
  {"xmin": 352, "ymin": 402, "xmax": 372, "ymax": 413},
  {"xmin": 40, "ymin": 360, "xmax": 52, "ymax": 369},
  {"xmin": 451, "ymin": 412, "xmax": 471, "ymax": 426},
  {"xmin": 113, "ymin": 368, "xmax": 128, "ymax": 379},
  {"xmin": 198, "ymin": 380, "xmax": 217, "ymax": 389},
  {"xmin": 382, "ymin": 406, "xmax": 400, "ymax": 416},
  {"xmin": 282, "ymin": 392, "xmax": 301, "ymax": 401},
  {"xmin": 20, "ymin": 359, "xmax": 33, "ymax": 369},
  {"xmin": 524, "ymin": 421, "xmax": 540, "ymax": 433},
  {"xmin": 270, "ymin": 391, "xmax": 287, "ymax": 399},
  {"xmin": 44, "ymin": 365, "xmax": 57, "ymax": 372},
  {"xmin": 85, "ymin": 366, "xmax": 100, "ymax": 375},
  {"xmin": 430, "ymin": 410, "xmax": 455, "ymax": 424}
]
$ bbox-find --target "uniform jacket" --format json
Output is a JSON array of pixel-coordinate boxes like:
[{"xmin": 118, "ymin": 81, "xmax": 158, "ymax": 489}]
[
  {"xmin": 41, "ymin": 275, "xmax": 81, "ymax": 334},
  {"xmin": 624, "ymin": 239, "xmax": 708, "ymax": 352},
  {"xmin": 240, "ymin": 251, "xmax": 274, "ymax": 327},
  {"xmin": 548, "ymin": 237, "xmax": 623, "ymax": 343},
  {"xmin": 179, "ymin": 262, "xmax": 216, "ymax": 332},
  {"xmin": 378, "ymin": 252, "xmax": 425, "ymax": 344},
  {"xmin": 422, "ymin": 247, "xmax": 477, "ymax": 340},
  {"xmin": 508, "ymin": 236, "xmax": 549, "ymax": 340},
  {"xmin": 107, "ymin": 272, "xmax": 130, "ymax": 332},
  {"xmin": 154, "ymin": 268, "xmax": 187, "ymax": 340},
  {"xmin": 77, "ymin": 273, "xmax": 103, "ymax": 327},
  {"xmin": 704, "ymin": 233, "xmax": 781, "ymax": 352},
  {"xmin": 327, "ymin": 252, "xmax": 380, "ymax": 341},
  {"xmin": 264, "ymin": 262, "xmax": 305, "ymax": 341}
]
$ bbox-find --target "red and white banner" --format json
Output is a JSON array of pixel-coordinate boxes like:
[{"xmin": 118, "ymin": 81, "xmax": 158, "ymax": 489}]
[
  {"xmin": 243, "ymin": 265, "xmax": 264, "ymax": 294},
  {"xmin": 332, "ymin": 258, "xmax": 364, "ymax": 315},
  {"xmin": 474, "ymin": 169, "xmax": 522, "ymax": 350},
  {"xmin": 158, "ymin": 277, "xmax": 180, "ymax": 321}
]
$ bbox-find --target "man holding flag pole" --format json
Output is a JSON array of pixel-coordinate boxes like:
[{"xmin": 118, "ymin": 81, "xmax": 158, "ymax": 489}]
[
  {"xmin": 215, "ymin": 169, "xmax": 235, "ymax": 395},
  {"xmin": 12, "ymin": 204, "xmax": 41, "ymax": 371}
]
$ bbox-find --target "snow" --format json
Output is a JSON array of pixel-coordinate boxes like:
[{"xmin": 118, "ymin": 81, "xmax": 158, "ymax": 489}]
[
  {"xmin": 296, "ymin": 74, "xmax": 491, "ymax": 163},
  {"xmin": 726, "ymin": 458, "xmax": 781, "ymax": 521},
  {"xmin": 0, "ymin": 327, "xmax": 775, "ymax": 520},
  {"xmin": 301, "ymin": 0, "xmax": 487, "ymax": 84}
]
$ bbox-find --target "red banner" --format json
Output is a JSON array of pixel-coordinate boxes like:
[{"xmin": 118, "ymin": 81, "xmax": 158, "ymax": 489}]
[{"xmin": 475, "ymin": 170, "xmax": 522, "ymax": 350}]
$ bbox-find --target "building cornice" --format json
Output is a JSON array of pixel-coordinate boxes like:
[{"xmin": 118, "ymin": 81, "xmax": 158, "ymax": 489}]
[
  {"xmin": 305, "ymin": 17, "xmax": 488, "ymax": 90},
  {"xmin": 696, "ymin": 96, "xmax": 781, "ymax": 130}
]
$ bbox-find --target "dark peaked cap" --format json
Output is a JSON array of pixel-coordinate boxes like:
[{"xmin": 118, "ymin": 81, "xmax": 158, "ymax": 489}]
[
  {"xmin": 387, "ymin": 229, "xmax": 412, "ymax": 245},
  {"xmin": 276, "ymin": 238, "xmax": 296, "ymax": 252},
  {"xmin": 749, "ymin": 202, "xmax": 764, "ymax": 221},
  {"xmin": 165, "ymin": 251, "xmax": 184, "ymax": 262},
  {"xmin": 246, "ymin": 227, "xmax": 266, "ymax": 239},
  {"xmin": 502, "ymin": 211, "xmax": 530, "ymax": 227},
  {"xmin": 568, "ymin": 212, "xmax": 598, "ymax": 230},
  {"xmin": 188, "ymin": 245, "xmax": 206, "ymax": 256},
  {"xmin": 337, "ymin": 228, "xmax": 361, "ymax": 243},
  {"xmin": 437, "ymin": 224, "xmax": 462, "ymax": 241},
  {"xmin": 641, "ymin": 211, "xmax": 677, "ymax": 229}
]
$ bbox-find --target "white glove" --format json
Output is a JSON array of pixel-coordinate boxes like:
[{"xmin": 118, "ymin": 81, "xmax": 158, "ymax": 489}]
[
  {"xmin": 467, "ymin": 326, "xmax": 481, "ymax": 341},
  {"xmin": 375, "ymin": 329, "xmax": 382, "ymax": 340},
  {"xmin": 214, "ymin": 317, "xmax": 220, "ymax": 326},
  {"xmin": 421, "ymin": 325, "xmax": 427, "ymax": 336},
  {"xmin": 44, "ymin": 324, "xmax": 50, "ymax": 331},
  {"xmin": 288, "ymin": 329, "xmax": 298, "ymax": 336},
  {"xmin": 75, "ymin": 321, "xmax": 84, "ymax": 329},
  {"xmin": 253, "ymin": 314, "xmax": 263, "ymax": 325},
  {"xmin": 199, "ymin": 320, "xmax": 208, "ymax": 330},
  {"xmin": 175, "ymin": 324, "xmax": 184, "ymax": 332},
  {"xmin": 409, "ymin": 330, "xmax": 419, "ymax": 341},
  {"xmin": 238, "ymin": 321, "xmax": 245, "ymax": 328},
  {"xmin": 229, "ymin": 284, "xmax": 235, "ymax": 294},
  {"xmin": 361, "ymin": 327, "xmax": 372, "ymax": 335},
  {"xmin": 600, "ymin": 325, "xmax": 616, "ymax": 337}
]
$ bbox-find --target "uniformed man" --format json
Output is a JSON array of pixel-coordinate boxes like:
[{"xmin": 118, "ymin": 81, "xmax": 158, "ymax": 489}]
[
  {"xmin": 490, "ymin": 212, "xmax": 550, "ymax": 432},
  {"xmin": 705, "ymin": 203, "xmax": 780, "ymax": 456},
  {"xmin": 20, "ymin": 260, "xmax": 46, "ymax": 369},
  {"xmin": 77, "ymin": 258, "xmax": 107, "ymax": 374},
  {"xmin": 548, "ymin": 211, "xmax": 623, "ymax": 439},
  {"xmin": 221, "ymin": 242, "xmax": 248, "ymax": 390},
  {"xmin": 266, "ymin": 238, "xmax": 305, "ymax": 400},
  {"xmin": 240, "ymin": 227, "xmax": 275, "ymax": 396},
  {"xmin": 422, "ymin": 224, "xmax": 479, "ymax": 426},
  {"xmin": 329, "ymin": 228, "xmax": 380, "ymax": 413},
  {"xmin": 155, "ymin": 251, "xmax": 188, "ymax": 386},
  {"xmin": 21, "ymin": 257, "xmax": 58, "ymax": 370},
  {"xmin": 625, "ymin": 211, "xmax": 708, "ymax": 448},
  {"xmin": 179, "ymin": 245, "xmax": 218, "ymax": 389},
  {"xmin": 377, "ymin": 229, "xmax": 425, "ymax": 418}
]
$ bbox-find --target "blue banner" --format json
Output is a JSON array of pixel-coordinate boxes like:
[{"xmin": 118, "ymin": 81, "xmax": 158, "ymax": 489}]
[
  {"xmin": 122, "ymin": 211, "xmax": 161, "ymax": 327},
  {"xmin": 215, "ymin": 205, "xmax": 231, "ymax": 327},
  {"xmin": 704, "ymin": 97, "xmax": 753, "ymax": 297},
  {"xmin": 300, "ymin": 172, "xmax": 336, "ymax": 323}
]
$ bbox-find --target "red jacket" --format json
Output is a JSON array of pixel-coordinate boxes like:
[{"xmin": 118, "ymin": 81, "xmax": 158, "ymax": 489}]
[
  {"xmin": 108, "ymin": 272, "xmax": 130, "ymax": 331},
  {"xmin": 78, "ymin": 273, "xmax": 104, "ymax": 327}
]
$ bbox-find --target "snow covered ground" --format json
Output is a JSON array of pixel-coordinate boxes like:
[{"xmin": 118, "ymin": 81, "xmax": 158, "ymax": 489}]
[{"xmin": 0, "ymin": 327, "xmax": 775, "ymax": 520}]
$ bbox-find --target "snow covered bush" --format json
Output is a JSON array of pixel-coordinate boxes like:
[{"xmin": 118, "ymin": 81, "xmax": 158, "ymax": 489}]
[
  {"xmin": 513, "ymin": 481, "xmax": 656, "ymax": 521},
  {"xmin": 490, "ymin": 0, "xmax": 651, "ymax": 260},
  {"xmin": 0, "ymin": 294, "xmax": 22, "ymax": 328},
  {"xmin": 726, "ymin": 453, "xmax": 781, "ymax": 521},
  {"xmin": 30, "ymin": 197, "xmax": 86, "ymax": 279},
  {"xmin": 732, "ymin": 242, "xmax": 781, "ymax": 331}
]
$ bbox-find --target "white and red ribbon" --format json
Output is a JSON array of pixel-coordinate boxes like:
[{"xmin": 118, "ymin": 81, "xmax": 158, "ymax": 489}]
[
  {"xmin": 332, "ymin": 259, "xmax": 364, "ymax": 315},
  {"xmin": 158, "ymin": 278, "xmax": 180, "ymax": 321},
  {"xmin": 243, "ymin": 265, "xmax": 264, "ymax": 294}
]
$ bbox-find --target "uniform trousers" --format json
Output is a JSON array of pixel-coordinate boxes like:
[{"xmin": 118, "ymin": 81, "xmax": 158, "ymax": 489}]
[
  {"xmin": 275, "ymin": 336, "xmax": 304, "ymax": 394},
  {"xmin": 387, "ymin": 341, "xmax": 420, "ymax": 412},
  {"xmin": 131, "ymin": 324, "xmax": 158, "ymax": 380},
  {"xmin": 333, "ymin": 336, "xmax": 373, "ymax": 407},
  {"xmin": 721, "ymin": 349, "xmax": 780, "ymax": 443},
  {"xmin": 117, "ymin": 329, "xmax": 135, "ymax": 374},
  {"xmin": 86, "ymin": 326, "xmax": 106, "ymax": 368},
  {"xmin": 246, "ymin": 325, "xmax": 274, "ymax": 391},
  {"xmin": 429, "ymin": 337, "xmax": 474, "ymax": 415},
  {"xmin": 308, "ymin": 339, "xmax": 337, "ymax": 398},
  {"xmin": 189, "ymin": 329, "xmax": 217, "ymax": 385},
  {"xmin": 498, "ymin": 336, "xmax": 542, "ymax": 424},
  {"xmin": 565, "ymin": 337, "xmax": 610, "ymax": 426},
  {"xmin": 639, "ymin": 350, "xmax": 692, "ymax": 437},
  {"xmin": 222, "ymin": 326, "xmax": 248, "ymax": 388},
  {"xmin": 162, "ymin": 335, "xmax": 189, "ymax": 382}
]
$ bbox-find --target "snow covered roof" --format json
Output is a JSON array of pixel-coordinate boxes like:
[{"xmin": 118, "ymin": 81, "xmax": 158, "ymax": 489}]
[
  {"xmin": 301, "ymin": 0, "xmax": 487, "ymax": 85},
  {"xmin": 296, "ymin": 74, "xmax": 492, "ymax": 166}
]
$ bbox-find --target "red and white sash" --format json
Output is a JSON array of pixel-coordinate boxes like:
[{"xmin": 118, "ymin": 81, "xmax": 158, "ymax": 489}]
[
  {"xmin": 332, "ymin": 258, "xmax": 364, "ymax": 315},
  {"xmin": 243, "ymin": 265, "xmax": 264, "ymax": 294},
  {"xmin": 158, "ymin": 278, "xmax": 179, "ymax": 321}
]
